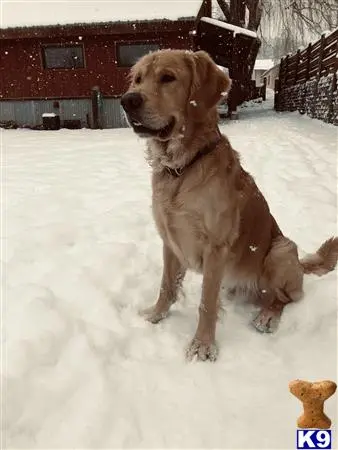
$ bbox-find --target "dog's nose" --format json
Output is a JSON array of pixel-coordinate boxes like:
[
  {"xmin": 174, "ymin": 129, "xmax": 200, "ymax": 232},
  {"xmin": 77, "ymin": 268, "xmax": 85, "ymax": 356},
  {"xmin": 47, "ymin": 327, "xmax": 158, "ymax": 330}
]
[{"xmin": 121, "ymin": 92, "xmax": 143, "ymax": 112}]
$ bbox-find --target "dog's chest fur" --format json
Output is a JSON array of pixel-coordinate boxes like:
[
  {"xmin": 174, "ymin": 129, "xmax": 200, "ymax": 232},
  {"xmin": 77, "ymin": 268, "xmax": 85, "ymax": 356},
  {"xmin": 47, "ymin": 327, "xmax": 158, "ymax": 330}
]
[{"xmin": 152, "ymin": 170, "xmax": 237, "ymax": 272}]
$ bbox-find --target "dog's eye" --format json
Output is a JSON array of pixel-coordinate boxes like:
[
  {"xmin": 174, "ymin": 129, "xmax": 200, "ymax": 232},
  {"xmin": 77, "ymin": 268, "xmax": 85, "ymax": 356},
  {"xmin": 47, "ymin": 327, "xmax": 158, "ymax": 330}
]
[
  {"xmin": 135, "ymin": 75, "xmax": 142, "ymax": 84},
  {"xmin": 160, "ymin": 73, "xmax": 176, "ymax": 83}
]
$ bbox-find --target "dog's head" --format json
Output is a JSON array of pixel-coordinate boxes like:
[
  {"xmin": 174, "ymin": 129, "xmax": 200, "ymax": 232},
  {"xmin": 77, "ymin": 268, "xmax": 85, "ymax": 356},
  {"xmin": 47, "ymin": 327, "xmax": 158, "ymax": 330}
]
[{"xmin": 121, "ymin": 49, "xmax": 231, "ymax": 141}]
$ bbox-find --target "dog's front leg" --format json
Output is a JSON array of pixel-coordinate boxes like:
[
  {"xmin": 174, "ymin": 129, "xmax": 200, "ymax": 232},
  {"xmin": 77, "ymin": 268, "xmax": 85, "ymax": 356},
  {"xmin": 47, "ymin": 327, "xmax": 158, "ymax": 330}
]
[
  {"xmin": 186, "ymin": 246, "xmax": 226, "ymax": 362},
  {"xmin": 141, "ymin": 243, "xmax": 186, "ymax": 324}
]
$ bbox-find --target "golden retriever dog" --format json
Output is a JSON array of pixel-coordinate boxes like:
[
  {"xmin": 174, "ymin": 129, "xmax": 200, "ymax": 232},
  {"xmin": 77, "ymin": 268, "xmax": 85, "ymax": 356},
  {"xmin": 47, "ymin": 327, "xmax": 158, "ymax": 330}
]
[{"xmin": 121, "ymin": 49, "xmax": 338, "ymax": 362}]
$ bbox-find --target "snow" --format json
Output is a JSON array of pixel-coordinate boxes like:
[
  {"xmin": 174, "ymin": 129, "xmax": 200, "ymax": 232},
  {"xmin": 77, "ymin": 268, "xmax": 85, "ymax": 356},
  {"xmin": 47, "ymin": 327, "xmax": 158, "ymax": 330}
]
[
  {"xmin": 200, "ymin": 16, "xmax": 257, "ymax": 38},
  {"xmin": 254, "ymin": 58, "xmax": 274, "ymax": 71},
  {"xmin": 2, "ymin": 97, "xmax": 337, "ymax": 448},
  {"xmin": 41, "ymin": 113, "xmax": 56, "ymax": 118},
  {"xmin": 1, "ymin": 0, "xmax": 201, "ymax": 28},
  {"xmin": 322, "ymin": 29, "xmax": 336, "ymax": 37}
]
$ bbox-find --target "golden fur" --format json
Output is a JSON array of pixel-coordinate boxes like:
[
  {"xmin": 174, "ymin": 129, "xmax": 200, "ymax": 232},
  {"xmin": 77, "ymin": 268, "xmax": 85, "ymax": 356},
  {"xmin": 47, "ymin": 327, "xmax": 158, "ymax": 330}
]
[{"xmin": 121, "ymin": 49, "xmax": 338, "ymax": 362}]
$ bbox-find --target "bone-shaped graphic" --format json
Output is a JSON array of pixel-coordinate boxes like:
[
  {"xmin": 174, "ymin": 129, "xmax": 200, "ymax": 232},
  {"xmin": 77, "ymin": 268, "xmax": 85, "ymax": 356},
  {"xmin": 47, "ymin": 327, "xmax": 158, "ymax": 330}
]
[{"xmin": 289, "ymin": 379, "xmax": 337, "ymax": 429}]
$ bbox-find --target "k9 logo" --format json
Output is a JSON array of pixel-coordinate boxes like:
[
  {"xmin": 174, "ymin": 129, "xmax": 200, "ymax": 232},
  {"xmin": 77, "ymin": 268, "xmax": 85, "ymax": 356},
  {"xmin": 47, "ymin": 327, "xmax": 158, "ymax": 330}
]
[{"xmin": 297, "ymin": 429, "xmax": 332, "ymax": 449}]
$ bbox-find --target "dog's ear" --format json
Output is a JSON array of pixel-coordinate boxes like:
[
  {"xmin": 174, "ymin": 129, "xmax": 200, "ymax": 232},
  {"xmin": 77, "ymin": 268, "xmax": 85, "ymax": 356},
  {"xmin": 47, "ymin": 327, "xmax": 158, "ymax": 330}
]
[{"xmin": 186, "ymin": 50, "xmax": 231, "ymax": 119}]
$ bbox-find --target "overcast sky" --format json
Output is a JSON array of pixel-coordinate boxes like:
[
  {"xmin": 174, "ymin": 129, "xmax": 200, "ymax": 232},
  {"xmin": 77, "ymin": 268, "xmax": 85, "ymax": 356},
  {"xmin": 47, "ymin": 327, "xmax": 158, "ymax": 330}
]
[{"xmin": 1, "ymin": 0, "xmax": 201, "ymax": 28}]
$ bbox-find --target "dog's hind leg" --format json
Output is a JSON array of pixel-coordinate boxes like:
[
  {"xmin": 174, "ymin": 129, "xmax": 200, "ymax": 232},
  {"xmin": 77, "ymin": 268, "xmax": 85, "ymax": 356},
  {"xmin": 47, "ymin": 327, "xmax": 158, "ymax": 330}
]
[
  {"xmin": 140, "ymin": 243, "xmax": 186, "ymax": 323},
  {"xmin": 252, "ymin": 236, "xmax": 304, "ymax": 333}
]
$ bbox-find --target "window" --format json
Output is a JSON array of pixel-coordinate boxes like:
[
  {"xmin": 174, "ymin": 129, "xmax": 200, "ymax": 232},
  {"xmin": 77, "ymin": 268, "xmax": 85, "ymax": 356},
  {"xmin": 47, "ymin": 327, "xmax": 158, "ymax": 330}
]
[
  {"xmin": 42, "ymin": 45, "xmax": 85, "ymax": 69},
  {"xmin": 117, "ymin": 43, "xmax": 160, "ymax": 67}
]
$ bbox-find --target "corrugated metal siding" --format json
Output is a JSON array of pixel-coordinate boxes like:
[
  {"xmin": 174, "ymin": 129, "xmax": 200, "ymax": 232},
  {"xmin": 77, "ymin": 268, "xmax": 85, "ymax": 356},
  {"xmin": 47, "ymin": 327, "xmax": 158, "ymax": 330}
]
[
  {"xmin": 59, "ymin": 99, "xmax": 92, "ymax": 127},
  {"xmin": 1, "ymin": 101, "xmax": 36, "ymax": 126},
  {"xmin": 0, "ymin": 101, "xmax": 15, "ymax": 122},
  {"xmin": 0, "ymin": 98, "xmax": 128, "ymax": 128},
  {"xmin": 102, "ymin": 98, "xmax": 128, "ymax": 128},
  {"xmin": 33, "ymin": 100, "xmax": 56, "ymax": 125}
]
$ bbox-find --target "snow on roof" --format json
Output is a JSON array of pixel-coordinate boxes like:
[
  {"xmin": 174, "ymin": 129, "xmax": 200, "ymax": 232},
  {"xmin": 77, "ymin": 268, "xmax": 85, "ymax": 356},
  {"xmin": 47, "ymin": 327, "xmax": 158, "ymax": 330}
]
[
  {"xmin": 262, "ymin": 63, "xmax": 280, "ymax": 77},
  {"xmin": 254, "ymin": 59, "xmax": 274, "ymax": 71},
  {"xmin": 1, "ymin": 0, "xmax": 201, "ymax": 29},
  {"xmin": 200, "ymin": 17, "xmax": 257, "ymax": 38}
]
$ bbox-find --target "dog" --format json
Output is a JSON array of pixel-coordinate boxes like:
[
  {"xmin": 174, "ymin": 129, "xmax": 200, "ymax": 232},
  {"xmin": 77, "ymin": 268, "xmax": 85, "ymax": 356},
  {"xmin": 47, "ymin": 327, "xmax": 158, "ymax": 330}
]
[{"xmin": 121, "ymin": 49, "xmax": 338, "ymax": 362}]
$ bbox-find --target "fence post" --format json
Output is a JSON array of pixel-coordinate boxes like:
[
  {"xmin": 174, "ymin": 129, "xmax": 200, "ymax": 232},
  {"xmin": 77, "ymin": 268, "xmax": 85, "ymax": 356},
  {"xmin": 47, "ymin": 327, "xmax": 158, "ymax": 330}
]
[
  {"xmin": 262, "ymin": 77, "xmax": 267, "ymax": 101},
  {"xmin": 274, "ymin": 78, "xmax": 280, "ymax": 111},
  {"xmin": 312, "ymin": 34, "xmax": 326, "ymax": 118},
  {"xmin": 294, "ymin": 49, "xmax": 301, "ymax": 85},
  {"xmin": 91, "ymin": 86, "xmax": 103, "ymax": 129},
  {"xmin": 317, "ymin": 34, "xmax": 326, "ymax": 79},
  {"xmin": 284, "ymin": 55, "xmax": 289, "ymax": 85},
  {"xmin": 278, "ymin": 57, "xmax": 285, "ymax": 110},
  {"xmin": 328, "ymin": 72, "xmax": 337, "ymax": 124},
  {"xmin": 283, "ymin": 55, "xmax": 289, "ymax": 110},
  {"xmin": 305, "ymin": 43, "xmax": 312, "ymax": 81}
]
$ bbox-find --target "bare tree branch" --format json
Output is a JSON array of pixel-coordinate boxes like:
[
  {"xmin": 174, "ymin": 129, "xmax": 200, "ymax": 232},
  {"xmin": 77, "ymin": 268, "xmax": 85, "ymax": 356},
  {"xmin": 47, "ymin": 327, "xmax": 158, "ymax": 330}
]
[
  {"xmin": 215, "ymin": 0, "xmax": 231, "ymax": 21},
  {"xmin": 258, "ymin": 0, "xmax": 337, "ymax": 59},
  {"xmin": 245, "ymin": 0, "xmax": 263, "ymax": 30}
]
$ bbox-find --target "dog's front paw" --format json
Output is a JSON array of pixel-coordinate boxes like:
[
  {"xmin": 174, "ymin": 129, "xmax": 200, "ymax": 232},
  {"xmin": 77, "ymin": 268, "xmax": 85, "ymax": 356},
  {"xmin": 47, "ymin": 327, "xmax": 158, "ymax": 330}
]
[
  {"xmin": 186, "ymin": 338, "xmax": 218, "ymax": 362},
  {"xmin": 252, "ymin": 308, "xmax": 281, "ymax": 333},
  {"xmin": 139, "ymin": 305, "xmax": 168, "ymax": 324}
]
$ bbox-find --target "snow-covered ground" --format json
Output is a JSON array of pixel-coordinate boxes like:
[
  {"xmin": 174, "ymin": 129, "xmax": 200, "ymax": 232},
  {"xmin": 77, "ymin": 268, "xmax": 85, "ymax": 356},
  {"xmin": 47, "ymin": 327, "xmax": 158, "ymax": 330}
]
[{"xmin": 2, "ymin": 100, "xmax": 337, "ymax": 449}]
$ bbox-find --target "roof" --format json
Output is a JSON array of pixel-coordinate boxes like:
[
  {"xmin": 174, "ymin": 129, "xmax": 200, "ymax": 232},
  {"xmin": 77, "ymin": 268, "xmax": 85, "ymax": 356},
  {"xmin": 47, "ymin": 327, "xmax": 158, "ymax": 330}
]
[
  {"xmin": 0, "ymin": 19, "xmax": 194, "ymax": 40},
  {"xmin": 200, "ymin": 17, "xmax": 257, "ymax": 38},
  {"xmin": 254, "ymin": 59, "xmax": 274, "ymax": 71},
  {"xmin": 262, "ymin": 63, "xmax": 280, "ymax": 78},
  {"xmin": 1, "ymin": 0, "xmax": 201, "ymax": 29}
]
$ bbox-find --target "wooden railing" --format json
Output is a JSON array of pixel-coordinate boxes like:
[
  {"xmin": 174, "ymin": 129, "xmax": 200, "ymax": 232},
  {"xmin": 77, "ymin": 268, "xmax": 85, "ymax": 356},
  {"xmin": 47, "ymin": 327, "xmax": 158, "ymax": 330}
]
[
  {"xmin": 274, "ymin": 29, "xmax": 338, "ymax": 124},
  {"xmin": 278, "ymin": 30, "xmax": 337, "ymax": 88}
]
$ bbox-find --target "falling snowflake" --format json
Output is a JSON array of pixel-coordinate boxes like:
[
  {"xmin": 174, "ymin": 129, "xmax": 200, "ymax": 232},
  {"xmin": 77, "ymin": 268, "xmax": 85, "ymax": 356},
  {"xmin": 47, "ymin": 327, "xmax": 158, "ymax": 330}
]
[
  {"xmin": 5, "ymin": 51, "xmax": 8, "ymax": 55},
  {"xmin": 78, "ymin": 36, "xmax": 83, "ymax": 40},
  {"xmin": 249, "ymin": 245, "xmax": 258, "ymax": 252},
  {"xmin": 189, "ymin": 100, "xmax": 197, "ymax": 107}
]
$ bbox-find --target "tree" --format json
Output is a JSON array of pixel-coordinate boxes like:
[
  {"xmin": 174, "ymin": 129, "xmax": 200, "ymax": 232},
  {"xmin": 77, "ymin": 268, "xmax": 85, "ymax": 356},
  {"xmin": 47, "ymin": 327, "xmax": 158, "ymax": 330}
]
[
  {"xmin": 214, "ymin": 0, "xmax": 337, "ymax": 59},
  {"xmin": 214, "ymin": 0, "xmax": 263, "ymax": 31},
  {"xmin": 200, "ymin": 0, "xmax": 336, "ymax": 115}
]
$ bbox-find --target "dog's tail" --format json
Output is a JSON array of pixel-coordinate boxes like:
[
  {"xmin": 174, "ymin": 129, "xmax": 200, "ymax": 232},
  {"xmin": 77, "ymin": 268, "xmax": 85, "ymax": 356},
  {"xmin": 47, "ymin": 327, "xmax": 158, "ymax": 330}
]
[{"xmin": 300, "ymin": 237, "xmax": 338, "ymax": 276}]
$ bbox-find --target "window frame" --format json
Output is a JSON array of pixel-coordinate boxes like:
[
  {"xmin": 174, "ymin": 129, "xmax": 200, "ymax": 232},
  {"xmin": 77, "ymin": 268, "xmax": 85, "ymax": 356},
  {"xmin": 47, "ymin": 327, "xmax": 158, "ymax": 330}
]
[
  {"xmin": 41, "ymin": 43, "xmax": 86, "ymax": 70},
  {"xmin": 115, "ymin": 41, "xmax": 161, "ymax": 68}
]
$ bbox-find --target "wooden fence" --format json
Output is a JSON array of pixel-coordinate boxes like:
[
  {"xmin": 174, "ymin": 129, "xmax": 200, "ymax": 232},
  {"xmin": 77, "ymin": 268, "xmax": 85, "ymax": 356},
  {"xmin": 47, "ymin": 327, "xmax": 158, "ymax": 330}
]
[{"xmin": 274, "ymin": 29, "xmax": 338, "ymax": 124}]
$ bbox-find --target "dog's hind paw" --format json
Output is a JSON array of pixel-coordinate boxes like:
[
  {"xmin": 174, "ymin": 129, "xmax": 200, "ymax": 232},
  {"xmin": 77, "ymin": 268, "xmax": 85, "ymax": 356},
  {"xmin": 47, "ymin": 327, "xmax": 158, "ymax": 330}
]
[{"xmin": 186, "ymin": 338, "xmax": 218, "ymax": 362}]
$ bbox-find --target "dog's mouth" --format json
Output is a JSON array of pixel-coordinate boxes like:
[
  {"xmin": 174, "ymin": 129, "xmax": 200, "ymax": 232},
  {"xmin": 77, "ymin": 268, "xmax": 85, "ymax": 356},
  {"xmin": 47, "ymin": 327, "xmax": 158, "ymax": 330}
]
[{"xmin": 130, "ymin": 117, "xmax": 176, "ymax": 140}]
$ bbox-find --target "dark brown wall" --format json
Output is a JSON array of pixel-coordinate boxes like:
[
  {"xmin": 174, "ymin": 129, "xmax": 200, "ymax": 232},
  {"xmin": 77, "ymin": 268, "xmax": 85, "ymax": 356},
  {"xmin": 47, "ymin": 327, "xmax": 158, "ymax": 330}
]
[{"xmin": 1, "ymin": 26, "xmax": 193, "ymax": 100}]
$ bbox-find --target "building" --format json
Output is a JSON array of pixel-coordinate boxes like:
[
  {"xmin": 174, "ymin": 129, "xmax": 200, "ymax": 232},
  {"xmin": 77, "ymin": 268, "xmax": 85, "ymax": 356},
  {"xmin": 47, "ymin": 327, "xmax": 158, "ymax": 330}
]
[
  {"xmin": 0, "ymin": 1, "xmax": 200, "ymax": 129},
  {"xmin": 262, "ymin": 63, "xmax": 280, "ymax": 90},
  {"xmin": 251, "ymin": 59, "xmax": 274, "ymax": 86}
]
